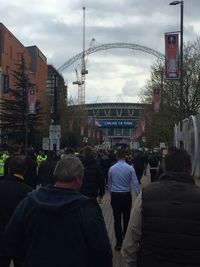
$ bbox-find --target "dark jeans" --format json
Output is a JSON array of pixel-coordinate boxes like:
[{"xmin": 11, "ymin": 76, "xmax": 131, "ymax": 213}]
[
  {"xmin": 0, "ymin": 256, "xmax": 24, "ymax": 267},
  {"xmin": 150, "ymin": 169, "xmax": 157, "ymax": 182},
  {"xmin": 111, "ymin": 192, "xmax": 132, "ymax": 246}
]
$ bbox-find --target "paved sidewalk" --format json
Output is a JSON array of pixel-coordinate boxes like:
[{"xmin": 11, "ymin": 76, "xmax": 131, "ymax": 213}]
[{"xmin": 101, "ymin": 172, "xmax": 150, "ymax": 267}]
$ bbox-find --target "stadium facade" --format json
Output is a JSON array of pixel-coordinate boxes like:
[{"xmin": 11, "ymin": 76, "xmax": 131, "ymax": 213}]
[{"xmin": 85, "ymin": 102, "xmax": 145, "ymax": 148}]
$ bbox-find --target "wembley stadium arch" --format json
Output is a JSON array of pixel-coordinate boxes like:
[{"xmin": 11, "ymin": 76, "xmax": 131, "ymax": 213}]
[
  {"xmin": 58, "ymin": 42, "xmax": 165, "ymax": 72},
  {"xmin": 60, "ymin": 43, "xmax": 164, "ymax": 148}
]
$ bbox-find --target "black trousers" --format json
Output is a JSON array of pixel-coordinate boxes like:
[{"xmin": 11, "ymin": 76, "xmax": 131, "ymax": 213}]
[
  {"xmin": 150, "ymin": 169, "xmax": 157, "ymax": 182},
  {"xmin": 111, "ymin": 192, "xmax": 132, "ymax": 246}
]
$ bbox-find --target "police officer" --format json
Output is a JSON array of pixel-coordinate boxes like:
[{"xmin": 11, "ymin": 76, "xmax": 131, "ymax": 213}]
[
  {"xmin": 0, "ymin": 148, "xmax": 9, "ymax": 180},
  {"xmin": 36, "ymin": 151, "xmax": 47, "ymax": 166}
]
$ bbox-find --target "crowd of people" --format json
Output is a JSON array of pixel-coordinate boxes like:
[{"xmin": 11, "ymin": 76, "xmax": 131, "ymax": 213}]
[{"xmin": 0, "ymin": 144, "xmax": 198, "ymax": 267}]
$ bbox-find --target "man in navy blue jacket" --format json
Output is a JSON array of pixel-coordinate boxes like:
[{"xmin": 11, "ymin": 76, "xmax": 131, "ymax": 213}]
[{"xmin": 5, "ymin": 155, "xmax": 112, "ymax": 267}]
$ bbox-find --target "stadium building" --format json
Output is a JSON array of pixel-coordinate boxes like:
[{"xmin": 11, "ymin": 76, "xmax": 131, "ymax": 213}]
[{"xmin": 85, "ymin": 102, "xmax": 145, "ymax": 148}]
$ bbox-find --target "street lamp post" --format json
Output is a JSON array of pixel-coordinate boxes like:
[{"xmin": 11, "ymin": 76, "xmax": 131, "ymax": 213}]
[{"xmin": 170, "ymin": 0, "xmax": 184, "ymax": 149}]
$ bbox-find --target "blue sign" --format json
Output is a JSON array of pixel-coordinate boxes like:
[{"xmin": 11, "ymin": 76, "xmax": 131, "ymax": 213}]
[{"xmin": 95, "ymin": 119, "xmax": 138, "ymax": 128}]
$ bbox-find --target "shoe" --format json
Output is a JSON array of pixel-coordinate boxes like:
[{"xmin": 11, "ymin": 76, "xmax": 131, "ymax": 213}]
[{"xmin": 114, "ymin": 245, "xmax": 121, "ymax": 251}]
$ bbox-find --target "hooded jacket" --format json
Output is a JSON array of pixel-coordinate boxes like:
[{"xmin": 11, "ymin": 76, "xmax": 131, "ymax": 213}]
[{"xmin": 5, "ymin": 186, "xmax": 112, "ymax": 267}]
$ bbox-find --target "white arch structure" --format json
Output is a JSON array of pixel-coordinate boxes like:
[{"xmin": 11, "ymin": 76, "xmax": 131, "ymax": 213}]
[{"xmin": 58, "ymin": 42, "xmax": 165, "ymax": 72}]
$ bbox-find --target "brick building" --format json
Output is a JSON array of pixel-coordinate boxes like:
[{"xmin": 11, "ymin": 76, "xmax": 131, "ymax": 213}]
[{"xmin": 0, "ymin": 23, "xmax": 48, "ymax": 143}]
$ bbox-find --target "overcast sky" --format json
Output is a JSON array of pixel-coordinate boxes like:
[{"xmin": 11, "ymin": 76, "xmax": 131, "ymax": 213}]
[{"xmin": 1, "ymin": 0, "xmax": 200, "ymax": 103}]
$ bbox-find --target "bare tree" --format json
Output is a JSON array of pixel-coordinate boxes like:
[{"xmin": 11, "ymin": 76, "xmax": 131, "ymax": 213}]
[{"xmin": 140, "ymin": 38, "xmax": 200, "ymax": 146}]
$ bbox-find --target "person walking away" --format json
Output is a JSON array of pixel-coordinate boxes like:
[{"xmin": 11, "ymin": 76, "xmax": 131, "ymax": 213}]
[
  {"xmin": 4, "ymin": 145, "xmax": 21, "ymax": 178},
  {"xmin": 132, "ymin": 150, "xmax": 145, "ymax": 184},
  {"xmin": 38, "ymin": 151, "xmax": 57, "ymax": 186},
  {"xmin": 5, "ymin": 155, "xmax": 112, "ymax": 267},
  {"xmin": 80, "ymin": 146, "xmax": 105, "ymax": 202},
  {"xmin": 155, "ymin": 147, "xmax": 177, "ymax": 181},
  {"xmin": 99, "ymin": 150, "xmax": 110, "ymax": 186},
  {"xmin": 36, "ymin": 151, "xmax": 47, "ymax": 166},
  {"xmin": 108, "ymin": 149, "xmax": 140, "ymax": 251},
  {"xmin": 122, "ymin": 148, "xmax": 200, "ymax": 267},
  {"xmin": 0, "ymin": 147, "xmax": 9, "ymax": 180},
  {"xmin": 148, "ymin": 152, "xmax": 159, "ymax": 182},
  {"xmin": 24, "ymin": 148, "xmax": 38, "ymax": 189},
  {"xmin": 0, "ymin": 156, "xmax": 32, "ymax": 267}
]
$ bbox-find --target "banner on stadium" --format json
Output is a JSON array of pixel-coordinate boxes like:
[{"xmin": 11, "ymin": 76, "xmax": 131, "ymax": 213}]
[
  {"xmin": 153, "ymin": 89, "xmax": 161, "ymax": 113},
  {"xmin": 165, "ymin": 32, "xmax": 179, "ymax": 79},
  {"xmin": 28, "ymin": 87, "xmax": 36, "ymax": 114},
  {"xmin": 95, "ymin": 119, "xmax": 138, "ymax": 128}
]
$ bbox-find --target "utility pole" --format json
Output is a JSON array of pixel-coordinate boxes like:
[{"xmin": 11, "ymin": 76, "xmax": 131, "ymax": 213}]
[
  {"xmin": 53, "ymin": 75, "xmax": 58, "ymax": 125},
  {"xmin": 179, "ymin": 1, "xmax": 184, "ymax": 149}
]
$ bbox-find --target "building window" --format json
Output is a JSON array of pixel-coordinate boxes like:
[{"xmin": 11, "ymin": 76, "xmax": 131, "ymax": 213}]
[
  {"xmin": 107, "ymin": 128, "xmax": 114, "ymax": 136},
  {"xmin": 115, "ymin": 128, "xmax": 122, "ymax": 136},
  {"xmin": 123, "ymin": 128, "xmax": 130, "ymax": 136}
]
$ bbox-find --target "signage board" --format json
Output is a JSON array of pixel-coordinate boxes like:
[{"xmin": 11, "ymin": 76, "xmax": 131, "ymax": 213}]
[
  {"xmin": 49, "ymin": 124, "xmax": 61, "ymax": 139},
  {"xmin": 153, "ymin": 89, "xmax": 161, "ymax": 113},
  {"xmin": 42, "ymin": 137, "xmax": 50, "ymax": 150},
  {"xmin": 95, "ymin": 119, "xmax": 138, "ymax": 128},
  {"xmin": 165, "ymin": 32, "xmax": 180, "ymax": 80},
  {"xmin": 28, "ymin": 87, "xmax": 36, "ymax": 114}
]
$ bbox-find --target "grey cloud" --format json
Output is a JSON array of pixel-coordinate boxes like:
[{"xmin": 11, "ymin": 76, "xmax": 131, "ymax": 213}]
[
  {"xmin": 1, "ymin": 0, "xmax": 200, "ymax": 103},
  {"xmin": 121, "ymin": 80, "xmax": 141, "ymax": 97}
]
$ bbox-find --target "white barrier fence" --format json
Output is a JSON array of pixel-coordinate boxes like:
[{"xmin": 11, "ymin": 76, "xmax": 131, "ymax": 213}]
[{"xmin": 174, "ymin": 114, "xmax": 200, "ymax": 179}]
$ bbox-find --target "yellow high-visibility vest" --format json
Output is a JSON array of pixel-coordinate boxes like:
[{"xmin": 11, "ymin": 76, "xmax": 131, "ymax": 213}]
[
  {"xmin": 37, "ymin": 154, "xmax": 47, "ymax": 165},
  {"xmin": 0, "ymin": 153, "xmax": 9, "ymax": 177}
]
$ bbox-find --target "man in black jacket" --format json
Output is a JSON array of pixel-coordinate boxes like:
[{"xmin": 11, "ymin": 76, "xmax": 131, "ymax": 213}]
[
  {"xmin": 122, "ymin": 148, "xmax": 200, "ymax": 267},
  {"xmin": 5, "ymin": 155, "xmax": 112, "ymax": 267},
  {"xmin": 24, "ymin": 148, "xmax": 38, "ymax": 189},
  {"xmin": 80, "ymin": 146, "xmax": 105, "ymax": 201},
  {"xmin": 0, "ymin": 156, "xmax": 32, "ymax": 267},
  {"xmin": 38, "ymin": 151, "xmax": 57, "ymax": 186}
]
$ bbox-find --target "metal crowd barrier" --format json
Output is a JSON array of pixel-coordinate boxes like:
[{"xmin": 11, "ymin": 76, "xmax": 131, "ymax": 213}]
[{"xmin": 174, "ymin": 114, "xmax": 200, "ymax": 179}]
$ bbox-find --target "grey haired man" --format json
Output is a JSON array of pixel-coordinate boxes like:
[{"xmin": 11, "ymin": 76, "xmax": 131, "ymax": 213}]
[{"xmin": 6, "ymin": 156, "xmax": 113, "ymax": 267}]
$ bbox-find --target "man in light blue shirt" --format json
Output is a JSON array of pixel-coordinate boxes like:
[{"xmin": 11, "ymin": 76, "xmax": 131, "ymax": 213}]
[{"xmin": 108, "ymin": 149, "xmax": 140, "ymax": 251}]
